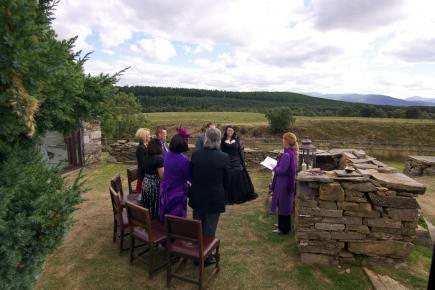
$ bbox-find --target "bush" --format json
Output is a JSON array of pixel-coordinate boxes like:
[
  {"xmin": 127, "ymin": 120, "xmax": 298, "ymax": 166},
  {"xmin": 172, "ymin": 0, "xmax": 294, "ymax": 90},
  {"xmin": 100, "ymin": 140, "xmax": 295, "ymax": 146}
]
[
  {"xmin": 265, "ymin": 107, "xmax": 296, "ymax": 133},
  {"xmin": 101, "ymin": 92, "xmax": 151, "ymax": 139},
  {"xmin": 0, "ymin": 143, "xmax": 83, "ymax": 290}
]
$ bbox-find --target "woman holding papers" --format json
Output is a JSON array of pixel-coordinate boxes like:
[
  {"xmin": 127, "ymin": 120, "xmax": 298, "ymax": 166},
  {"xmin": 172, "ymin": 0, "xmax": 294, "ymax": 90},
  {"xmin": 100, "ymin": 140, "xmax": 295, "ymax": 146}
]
[
  {"xmin": 271, "ymin": 132, "xmax": 298, "ymax": 234},
  {"xmin": 221, "ymin": 126, "xmax": 257, "ymax": 204}
]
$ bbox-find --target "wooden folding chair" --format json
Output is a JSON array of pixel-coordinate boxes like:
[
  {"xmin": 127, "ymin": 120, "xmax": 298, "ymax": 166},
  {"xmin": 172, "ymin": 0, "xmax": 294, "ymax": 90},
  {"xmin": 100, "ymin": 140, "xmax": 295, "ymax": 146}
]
[
  {"xmin": 165, "ymin": 215, "xmax": 220, "ymax": 290},
  {"xmin": 127, "ymin": 166, "xmax": 139, "ymax": 195},
  {"xmin": 109, "ymin": 186, "xmax": 129, "ymax": 254},
  {"xmin": 126, "ymin": 201, "xmax": 167, "ymax": 278}
]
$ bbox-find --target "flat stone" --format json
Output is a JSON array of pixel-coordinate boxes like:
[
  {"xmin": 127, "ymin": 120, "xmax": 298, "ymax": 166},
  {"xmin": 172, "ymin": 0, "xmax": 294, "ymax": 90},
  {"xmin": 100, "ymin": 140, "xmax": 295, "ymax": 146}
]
[
  {"xmin": 345, "ymin": 195, "xmax": 369, "ymax": 203},
  {"xmin": 368, "ymin": 193, "xmax": 420, "ymax": 209},
  {"xmin": 341, "ymin": 182, "xmax": 377, "ymax": 192},
  {"xmin": 423, "ymin": 167, "xmax": 435, "ymax": 176},
  {"xmin": 299, "ymin": 200, "xmax": 318, "ymax": 208},
  {"xmin": 319, "ymin": 208, "xmax": 343, "ymax": 217},
  {"xmin": 331, "ymin": 231, "xmax": 366, "ymax": 240},
  {"xmin": 371, "ymin": 227, "xmax": 402, "ymax": 235},
  {"xmin": 297, "ymin": 182, "xmax": 318, "ymax": 200},
  {"xmin": 368, "ymin": 232, "xmax": 404, "ymax": 240},
  {"xmin": 342, "ymin": 202, "xmax": 372, "ymax": 212},
  {"xmin": 301, "ymin": 253, "xmax": 335, "ymax": 265},
  {"xmin": 297, "ymin": 207, "xmax": 321, "ymax": 216},
  {"xmin": 296, "ymin": 230, "xmax": 331, "ymax": 241},
  {"xmin": 409, "ymin": 156, "xmax": 435, "ymax": 165},
  {"xmin": 350, "ymin": 158, "xmax": 373, "ymax": 164},
  {"xmin": 318, "ymin": 201, "xmax": 337, "ymax": 209},
  {"xmin": 297, "ymin": 172, "xmax": 334, "ymax": 183},
  {"xmin": 322, "ymin": 216, "xmax": 362, "ymax": 225},
  {"xmin": 348, "ymin": 240, "xmax": 413, "ymax": 258},
  {"xmin": 334, "ymin": 170, "xmax": 362, "ymax": 177},
  {"xmin": 357, "ymin": 169, "xmax": 380, "ymax": 176},
  {"xmin": 297, "ymin": 215, "xmax": 323, "ymax": 224},
  {"xmin": 354, "ymin": 163, "xmax": 380, "ymax": 170},
  {"xmin": 342, "ymin": 152, "xmax": 357, "ymax": 159},
  {"xmin": 319, "ymin": 183, "xmax": 344, "ymax": 201},
  {"xmin": 371, "ymin": 172, "xmax": 426, "ymax": 194},
  {"xmin": 345, "ymin": 190, "xmax": 365, "ymax": 197},
  {"xmin": 367, "ymin": 218, "xmax": 402, "ymax": 229},
  {"xmin": 344, "ymin": 210, "xmax": 380, "ymax": 218},
  {"xmin": 298, "ymin": 240, "xmax": 344, "ymax": 255},
  {"xmin": 346, "ymin": 224, "xmax": 370, "ymax": 234},
  {"xmin": 364, "ymin": 267, "xmax": 410, "ymax": 290},
  {"xmin": 386, "ymin": 209, "xmax": 418, "ymax": 221},
  {"xmin": 315, "ymin": 223, "xmax": 345, "ymax": 231}
]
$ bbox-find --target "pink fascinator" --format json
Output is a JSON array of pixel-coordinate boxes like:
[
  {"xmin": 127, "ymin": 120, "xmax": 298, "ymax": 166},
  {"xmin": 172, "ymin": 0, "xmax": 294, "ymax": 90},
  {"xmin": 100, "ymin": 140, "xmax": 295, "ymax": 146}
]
[{"xmin": 176, "ymin": 127, "xmax": 191, "ymax": 139}]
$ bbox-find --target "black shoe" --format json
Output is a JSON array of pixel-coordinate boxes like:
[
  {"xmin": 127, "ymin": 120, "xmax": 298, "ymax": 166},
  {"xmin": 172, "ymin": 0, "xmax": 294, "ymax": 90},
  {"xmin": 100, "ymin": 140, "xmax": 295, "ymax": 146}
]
[{"xmin": 204, "ymin": 255, "xmax": 217, "ymax": 267}]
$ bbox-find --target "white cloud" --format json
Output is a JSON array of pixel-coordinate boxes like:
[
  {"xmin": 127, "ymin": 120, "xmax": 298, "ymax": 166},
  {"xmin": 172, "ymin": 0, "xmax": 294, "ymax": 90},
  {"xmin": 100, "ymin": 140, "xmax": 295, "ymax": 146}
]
[
  {"xmin": 132, "ymin": 38, "xmax": 177, "ymax": 62},
  {"xmin": 53, "ymin": 0, "xmax": 435, "ymax": 99}
]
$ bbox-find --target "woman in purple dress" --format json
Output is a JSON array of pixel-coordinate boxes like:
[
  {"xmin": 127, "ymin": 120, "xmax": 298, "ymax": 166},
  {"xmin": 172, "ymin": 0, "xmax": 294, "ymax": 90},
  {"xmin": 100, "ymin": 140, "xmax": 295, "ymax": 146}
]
[
  {"xmin": 271, "ymin": 132, "xmax": 298, "ymax": 234},
  {"xmin": 159, "ymin": 128, "xmax": 191, "ymax": 221}
]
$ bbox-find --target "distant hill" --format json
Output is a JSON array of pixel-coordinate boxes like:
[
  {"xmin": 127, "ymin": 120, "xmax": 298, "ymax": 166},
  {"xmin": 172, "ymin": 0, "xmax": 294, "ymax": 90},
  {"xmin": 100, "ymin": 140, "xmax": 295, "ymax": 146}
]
[
  {"xmin": 310, "ymin": 93, "xmax": 435, "ymax": 107},
  {"xmin": 119, "ymin": 86, "xmax": 435, "ymax": 119},
  {"xmin": 407, "ymin": 96, "xmax": 435, "ymax": 104}
]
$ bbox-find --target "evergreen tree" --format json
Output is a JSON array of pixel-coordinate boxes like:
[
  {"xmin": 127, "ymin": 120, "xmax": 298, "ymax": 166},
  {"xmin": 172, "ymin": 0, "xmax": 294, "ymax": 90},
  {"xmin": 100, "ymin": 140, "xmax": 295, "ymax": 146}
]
[{"xmin": 0, "ymin": 1, "xmax": 118, "ymax": 289}]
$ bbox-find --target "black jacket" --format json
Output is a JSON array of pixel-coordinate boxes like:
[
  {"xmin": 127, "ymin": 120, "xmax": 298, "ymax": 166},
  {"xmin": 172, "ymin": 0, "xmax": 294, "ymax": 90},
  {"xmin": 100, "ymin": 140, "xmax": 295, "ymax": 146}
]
[
  {"xmin": 188, "ymin": 148, "xmax": 229, "ymax": 214},
  {"xmin": 136, "ymin": 142, "xmax": 147, "ymax": 180}
]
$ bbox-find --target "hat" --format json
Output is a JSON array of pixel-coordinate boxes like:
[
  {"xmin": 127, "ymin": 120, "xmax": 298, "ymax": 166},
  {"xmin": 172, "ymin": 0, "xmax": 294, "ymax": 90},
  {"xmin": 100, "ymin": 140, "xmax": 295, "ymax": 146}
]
[{"xmin": 176, "ymin": 127, "xmax": 191, "ymax": 139}]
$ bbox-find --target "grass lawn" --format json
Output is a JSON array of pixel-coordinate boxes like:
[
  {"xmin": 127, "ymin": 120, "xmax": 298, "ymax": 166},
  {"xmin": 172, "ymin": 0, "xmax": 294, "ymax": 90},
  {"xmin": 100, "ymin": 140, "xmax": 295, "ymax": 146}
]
[{"xmin": 35, "ymin": 162, "xmax": 432, "ymax": 290}]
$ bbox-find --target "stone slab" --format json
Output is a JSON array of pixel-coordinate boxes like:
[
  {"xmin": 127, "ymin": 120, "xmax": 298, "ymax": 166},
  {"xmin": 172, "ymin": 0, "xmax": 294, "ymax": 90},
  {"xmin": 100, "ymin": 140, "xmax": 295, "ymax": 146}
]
[
  {"xmin": 341, "ymin": 182, "xmax": 377, "ymax": 192},
  {"xmin": 368, "ymin": 193, "xmax": 420, "ymax": 209},
  {"xmin": 319, "ymin": 183, "xmax": 344, "ymax": 201},
  {"xmin": 363, "ymin": 267, "xmax": 410, "ymax": 290},
  {"xmin": 348, "ymin": 240, "xmax": 413, "ymax": 258},
  {"xmin": 408, "ymin": 156, "xmax": 435, "ymax": 165},
  {"xmin": 371, "ymin": 172, "xmax": 426, "ymax": 194},
  {"xmin": 297, "ymin": 172, "xmax": 334, "ymax": 183},
  {"xmin": 353, "ymin": 163, "xmax": 380, "ymax": 170}
]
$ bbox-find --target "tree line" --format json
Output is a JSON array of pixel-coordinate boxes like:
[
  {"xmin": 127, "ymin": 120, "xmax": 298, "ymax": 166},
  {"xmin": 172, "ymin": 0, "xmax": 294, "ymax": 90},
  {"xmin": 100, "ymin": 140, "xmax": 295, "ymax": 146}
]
[{"xmin": 120, "ymin": 86, "xmax": 435, "ymax": 119}]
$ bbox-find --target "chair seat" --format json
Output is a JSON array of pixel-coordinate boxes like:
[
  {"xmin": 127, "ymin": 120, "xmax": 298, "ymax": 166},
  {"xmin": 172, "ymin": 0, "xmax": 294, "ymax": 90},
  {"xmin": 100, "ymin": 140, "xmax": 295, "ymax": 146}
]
[
  {"xmin": 170, "ymin": 237, "xmax": 219, "ymax": 259},
  {"xmin": 131, "ymin": 221, "xmax": 166, "ymax": 244}
]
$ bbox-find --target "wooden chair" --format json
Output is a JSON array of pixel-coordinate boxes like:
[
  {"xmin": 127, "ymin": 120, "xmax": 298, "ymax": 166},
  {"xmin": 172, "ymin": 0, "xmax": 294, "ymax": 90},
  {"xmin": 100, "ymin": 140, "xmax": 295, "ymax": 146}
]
[
  {"xmin": 125, "ymin": 201, "xmax": 167, "ymax": 278},
  {"xmin": 127, "ymin": 166, "xmax": 139, "ymax": 195},
  {"xmin": 110, "ymin": 174, "xmax": 125, "ymax": 204},
  {"xmin": 165, "ymin": 215, "xmax": 220, "ymax": 290},
  {"xmin": 109, "ymin": 186, "xmax": 129, "ymax": 254}
]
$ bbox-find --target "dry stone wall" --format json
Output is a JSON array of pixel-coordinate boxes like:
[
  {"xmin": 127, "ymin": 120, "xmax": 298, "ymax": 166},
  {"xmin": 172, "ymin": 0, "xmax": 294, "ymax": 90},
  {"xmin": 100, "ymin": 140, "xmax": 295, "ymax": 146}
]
[
  {"xmin": 295, "ymin": 149, "xmax": 426, "ymax": 265},
  {"xmin": 404, "ymin": 156, "xmax": 435, "ymax": 176},
  {"xmin": 82, "ymin": 121, "xmax": 102, "ymax": 165}
]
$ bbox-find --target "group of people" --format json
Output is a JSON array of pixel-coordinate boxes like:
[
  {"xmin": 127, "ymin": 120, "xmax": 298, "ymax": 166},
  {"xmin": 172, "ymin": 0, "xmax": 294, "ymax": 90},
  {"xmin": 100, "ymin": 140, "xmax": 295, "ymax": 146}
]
[{"xmin": 134, "ymin": 123, "xmax": 298, "ymax": 264}]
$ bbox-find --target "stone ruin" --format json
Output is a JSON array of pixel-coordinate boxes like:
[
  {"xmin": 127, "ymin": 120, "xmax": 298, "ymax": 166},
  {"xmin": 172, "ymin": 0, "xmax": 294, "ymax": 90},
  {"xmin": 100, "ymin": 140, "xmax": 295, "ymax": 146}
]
[
  {"xmin": 82, "ymin": 121, "xmax": 102, "ymax": 165},
  {"xmin": 404, "ymin": 155, "xmax": 435, "ymax": 176},
  {"xmin": 295, "ymin": 149, "xmax": 426, "ymax": 265}
]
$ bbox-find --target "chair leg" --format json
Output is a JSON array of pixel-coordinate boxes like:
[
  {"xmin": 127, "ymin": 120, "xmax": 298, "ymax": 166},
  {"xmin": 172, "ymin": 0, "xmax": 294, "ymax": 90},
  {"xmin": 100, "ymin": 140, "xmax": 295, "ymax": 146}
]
[
  {"xmin": 149, "ymin": 244, "xmax": 154, "ymax": 278},
  {"xmin": 199, "ymin": 257, "xmax": 204, "ymax": 290},
  {"xmin": 119, "ymin": 226, "xmax": 124, "ymax": 255},
  {"xmin": 130, "ymin": 236, "xmax": 135, "ymax": 264},
  {"xmin": 113, "ymin": 219, "xmax": 117, "ymax": 243},
  {"xmin": 215, "ymin": 245, "xmax": 220, "ymax": 271},
  {"xmin": 166, "ymin": 252, "xmax": 172, "ymax": 288}
]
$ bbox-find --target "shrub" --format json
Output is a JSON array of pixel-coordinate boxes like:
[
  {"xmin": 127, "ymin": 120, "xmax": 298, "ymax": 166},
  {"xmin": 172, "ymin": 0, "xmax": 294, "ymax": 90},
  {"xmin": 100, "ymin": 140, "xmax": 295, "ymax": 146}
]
[
  {"xmin": 101, "ymin": 92, "xmax": 151, "ymax": 139},
  {"xmin": 265, "ymin": 107, "xmax": 296, "ymax": 133},
  {"xmin": 0, "ymin": 143, "xmax": 83, "ymax": 290}
]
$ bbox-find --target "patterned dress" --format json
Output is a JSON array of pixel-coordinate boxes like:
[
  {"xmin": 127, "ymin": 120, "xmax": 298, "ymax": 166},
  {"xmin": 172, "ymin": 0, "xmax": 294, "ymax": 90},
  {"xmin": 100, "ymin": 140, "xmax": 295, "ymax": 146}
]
[{"xmin": 141, "ymin": 154, "xmax": 164, "ymax": 220}]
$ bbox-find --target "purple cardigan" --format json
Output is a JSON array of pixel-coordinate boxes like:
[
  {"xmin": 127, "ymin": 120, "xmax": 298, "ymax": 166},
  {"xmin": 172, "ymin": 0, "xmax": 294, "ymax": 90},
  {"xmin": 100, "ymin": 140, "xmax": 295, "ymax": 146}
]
[{"xmin": 271, "ymin": 148, "xmax": 297, "ymax": 216}]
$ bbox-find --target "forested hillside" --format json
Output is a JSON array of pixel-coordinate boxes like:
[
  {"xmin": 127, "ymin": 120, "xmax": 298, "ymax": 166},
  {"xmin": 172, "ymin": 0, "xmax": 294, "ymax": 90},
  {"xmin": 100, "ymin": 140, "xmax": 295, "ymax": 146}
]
[{"xmin": 120, "ymin": 86, "xmax": 435, "ymax": 119}]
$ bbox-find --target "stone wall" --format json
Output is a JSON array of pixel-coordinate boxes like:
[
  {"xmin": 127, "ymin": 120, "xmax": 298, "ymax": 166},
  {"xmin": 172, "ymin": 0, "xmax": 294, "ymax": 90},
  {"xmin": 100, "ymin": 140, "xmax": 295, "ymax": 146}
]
[
  {"xmin": 295, "ymin": 149, "xmax": 426, "ymax": 265},
  {"xmin": 404, "ymin": 156, "xmax": 435, "ymax": 176},
  {"xmin": 82, "ymin": 121, "xmax": 102, "ymax": 165}
]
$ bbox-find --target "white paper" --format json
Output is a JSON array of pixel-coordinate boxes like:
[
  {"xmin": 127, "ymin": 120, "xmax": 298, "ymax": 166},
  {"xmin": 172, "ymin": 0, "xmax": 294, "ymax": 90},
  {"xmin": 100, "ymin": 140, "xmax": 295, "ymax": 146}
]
[{"xmin": 260, "ymin": 156, "xmax": 277, "ymax": 170}]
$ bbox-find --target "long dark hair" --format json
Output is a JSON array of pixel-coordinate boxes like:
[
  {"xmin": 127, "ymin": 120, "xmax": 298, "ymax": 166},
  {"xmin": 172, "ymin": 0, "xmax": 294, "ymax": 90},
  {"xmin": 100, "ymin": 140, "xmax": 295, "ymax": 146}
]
[{"xmin": 222, "ymin": 125, "xmax": 239, "ymax": 141}]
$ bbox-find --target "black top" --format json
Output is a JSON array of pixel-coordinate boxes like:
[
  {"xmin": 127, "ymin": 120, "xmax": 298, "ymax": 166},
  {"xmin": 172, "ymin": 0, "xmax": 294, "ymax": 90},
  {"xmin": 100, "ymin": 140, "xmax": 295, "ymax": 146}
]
[
  {"xmin": 136, "ymin": 142, "xmax": 147, "ymax": 180},
  {"xmin": 189, "ymin": 149, "xmax": 229, "ymax": 214},
  {"xmin": 221, "ymin": 139, "xmax": 244, "ymax": 170},
  {"xmin": 144, "ymin": 154, "xmax": 164, "ymax": 175}
]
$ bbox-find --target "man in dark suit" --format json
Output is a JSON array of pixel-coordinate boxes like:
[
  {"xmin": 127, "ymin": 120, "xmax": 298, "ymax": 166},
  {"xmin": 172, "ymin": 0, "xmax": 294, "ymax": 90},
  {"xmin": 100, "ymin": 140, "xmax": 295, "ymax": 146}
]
[
  {"xmin": 194, "ymin": 122, "xmax": 216, "ymax": 151},
  {"xmin": 155, "ymin": 127, "xmax": 168, "ymax": 156},
  {"xmin": 189, "ymin": 127, "xmax": 229, "ymax": 240}
]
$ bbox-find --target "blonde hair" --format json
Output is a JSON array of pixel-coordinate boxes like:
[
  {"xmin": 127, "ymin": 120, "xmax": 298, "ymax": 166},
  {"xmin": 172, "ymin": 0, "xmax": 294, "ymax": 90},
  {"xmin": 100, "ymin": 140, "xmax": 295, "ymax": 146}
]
[
  {"xmin": 283, "ymin": 132, "xmax": 299, "ymax": 158},
  {"xmin": 135, "ymin": 128, "xmax": 150, "ymax": 143}
]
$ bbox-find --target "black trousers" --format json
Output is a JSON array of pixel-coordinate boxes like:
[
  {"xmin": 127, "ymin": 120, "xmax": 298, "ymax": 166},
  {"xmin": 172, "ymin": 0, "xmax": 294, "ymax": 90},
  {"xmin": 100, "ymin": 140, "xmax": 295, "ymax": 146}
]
[
  {"xmin": 278, "ymin": 215, "xmax": 291, "ymax": 234},
  {"xmin": 193, "ymin": 211, "xmax": 220, "ymax": 238}
]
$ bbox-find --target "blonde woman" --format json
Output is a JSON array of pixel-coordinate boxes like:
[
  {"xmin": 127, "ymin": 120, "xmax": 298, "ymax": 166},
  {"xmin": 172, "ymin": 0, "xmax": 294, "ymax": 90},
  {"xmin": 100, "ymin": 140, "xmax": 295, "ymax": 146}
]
[
  {"xmin": 135, "ymin": 128, "xmax": 151, "ymax": 193},
  {"xmin": 271, "ymin": 132, "xmax": 298, "ymax": 234}
]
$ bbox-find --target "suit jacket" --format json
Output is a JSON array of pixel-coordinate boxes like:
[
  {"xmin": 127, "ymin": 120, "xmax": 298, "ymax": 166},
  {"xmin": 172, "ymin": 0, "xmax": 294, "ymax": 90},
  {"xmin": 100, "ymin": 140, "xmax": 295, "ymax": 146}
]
[{"xmin": 188, "ymin": 148, "xmax": 229, "ymax": 214}]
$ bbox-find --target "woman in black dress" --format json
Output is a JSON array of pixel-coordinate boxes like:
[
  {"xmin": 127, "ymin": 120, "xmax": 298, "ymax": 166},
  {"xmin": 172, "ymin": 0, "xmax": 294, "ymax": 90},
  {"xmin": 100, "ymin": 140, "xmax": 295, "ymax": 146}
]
[
  {"xmin": 221, "ymin": 126, "xmax": 257, "ymax": 204},
  {"xmin": 141, "ymin": 138, "xmax": 164, "ymax": 220}
]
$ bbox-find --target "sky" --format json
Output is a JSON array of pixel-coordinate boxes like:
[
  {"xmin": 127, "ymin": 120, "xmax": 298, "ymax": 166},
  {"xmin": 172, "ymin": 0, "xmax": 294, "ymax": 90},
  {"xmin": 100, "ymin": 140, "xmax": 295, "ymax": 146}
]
[{"xmin": 53, "ymin": 0, "xmax": 435, "ymax": 99}]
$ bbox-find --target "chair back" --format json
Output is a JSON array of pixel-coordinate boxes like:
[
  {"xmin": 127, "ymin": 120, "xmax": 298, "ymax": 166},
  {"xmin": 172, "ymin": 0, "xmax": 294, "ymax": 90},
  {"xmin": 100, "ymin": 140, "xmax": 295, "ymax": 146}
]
[
  {"xmin": 110, "ymin": 174, "xmax": 124, "ymax": 198},
  {"xmin": 109, "ymin": 186, "xmax": 123, "ymax": 225},
  {"xmin": 127, "ymin": 167, "xmax": 138, "ymax": 194},
  {"xmin": 126, "ymin": 201, "xmax": 152, "ymax": 234},
  {"xmin": 165, "ymin": 215, "xmax": 203, "ymax": 250}
]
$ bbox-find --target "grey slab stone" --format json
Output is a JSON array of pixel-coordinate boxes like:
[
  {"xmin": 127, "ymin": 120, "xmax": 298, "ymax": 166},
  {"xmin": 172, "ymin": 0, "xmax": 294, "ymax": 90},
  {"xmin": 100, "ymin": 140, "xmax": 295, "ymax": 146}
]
[
  {"xmin": 371, "ymin": 172, "xmax": 426, "ymax": 194},
  {"xmin": 368, "ymin": 193, "xmax": 420, "ymax": 209}
]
